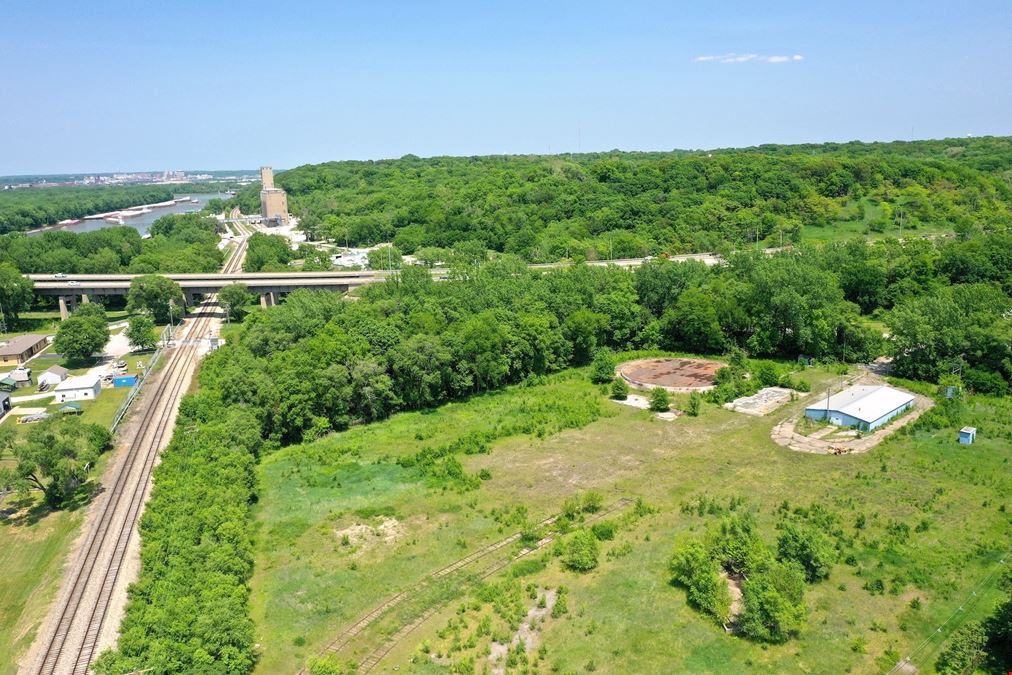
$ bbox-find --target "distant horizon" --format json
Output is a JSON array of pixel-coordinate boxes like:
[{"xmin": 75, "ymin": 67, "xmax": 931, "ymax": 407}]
[
  {"xmin": 5, "ymin": 1, "xmax": 1010, "ymax": 175},
  {"xmin": 3, "ymin": 132, "xmax": 1008, "ymax": 180}
]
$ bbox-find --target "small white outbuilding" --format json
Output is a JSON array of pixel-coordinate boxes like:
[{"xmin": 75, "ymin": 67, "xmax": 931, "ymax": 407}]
[
  {"xmin": 38, "ymin": 365, "xmax": 70, "ymax": 387},
  {"xmin": 54, "ymin": 374, "xmax": 102, "ymax": 403}
]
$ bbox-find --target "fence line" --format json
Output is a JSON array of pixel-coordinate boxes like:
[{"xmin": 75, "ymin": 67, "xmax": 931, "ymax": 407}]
[{"xmin": 109, "ymin": 325, "xmax": 173, "ymax": 434}]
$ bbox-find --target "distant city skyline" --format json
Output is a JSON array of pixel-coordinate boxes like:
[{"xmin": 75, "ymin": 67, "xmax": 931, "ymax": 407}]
[{"xmin": 3, "ymin": 0, "xmax": 1011, "ymax": 175}]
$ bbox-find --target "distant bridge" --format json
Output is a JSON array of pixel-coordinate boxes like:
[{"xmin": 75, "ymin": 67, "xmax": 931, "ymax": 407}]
[
  {"xmin": 26, "ymin": 251, "xmax": 743, "ymax": 319},
  {"xmin": 28, "ymin": 271, "xmax": 391, "ymax": 318}
]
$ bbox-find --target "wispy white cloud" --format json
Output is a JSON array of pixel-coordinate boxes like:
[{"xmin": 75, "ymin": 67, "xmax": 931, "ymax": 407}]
[{"xmin": 693, "ymin": 53, "xmax": 803, "ymax": 64}]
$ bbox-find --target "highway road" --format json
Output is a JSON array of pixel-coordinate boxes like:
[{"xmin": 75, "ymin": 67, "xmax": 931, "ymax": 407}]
[{"xmin": 25, "ymin": 232, "xmax": 247, "ymax": 674}]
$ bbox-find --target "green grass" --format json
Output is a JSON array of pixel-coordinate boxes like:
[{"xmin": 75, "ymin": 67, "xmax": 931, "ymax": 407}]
[
  {"xmin": 800, "ymin": 198, "xmax": 954, "ymax": 245},
  {"xmin": 0, "ymin": 501, "xmax": 84, "ymax": 674},
  {"xmin": 252, "ymin": 366, "xmax": 1011, "ymax": 674}
]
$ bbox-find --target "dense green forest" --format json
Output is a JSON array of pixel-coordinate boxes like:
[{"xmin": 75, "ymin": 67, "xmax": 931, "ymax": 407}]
[
  {"xmin": 229, "ymin": 137, "xmax": 1012, "ymax": 262},
  {"xmin": 95, "ymin": 224, "xmax": 1011, "ymax": 672},
  {"xmin": 0, "ymin": 213, "xmax": 223, "ymax": 276},
  {"xmin": 0, "ymin": 185, "xmax": 177, "ymax": 233}
]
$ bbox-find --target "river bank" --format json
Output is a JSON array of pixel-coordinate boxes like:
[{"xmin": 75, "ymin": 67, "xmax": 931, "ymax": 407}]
[{"xmin": 26, "ymin": 193, "xmax": 227, "ymax": 236}]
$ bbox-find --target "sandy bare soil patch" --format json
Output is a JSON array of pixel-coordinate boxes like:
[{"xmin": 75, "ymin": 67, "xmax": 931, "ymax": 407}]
[{"xmin": 334, "ymin": 516, "xmax": 405, "ymax": 555}]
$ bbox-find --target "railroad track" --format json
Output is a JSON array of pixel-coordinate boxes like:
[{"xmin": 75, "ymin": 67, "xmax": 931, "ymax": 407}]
[
  {"xmin": 355, "ymin": 497, "xmax": 633, "ymax": 673},
  {"xmin": 300, "ymin": 498, "xmax": 632, "ymax": 674},
  {"xmin": 31, "ymin": 240, "xmax": 246, "ymax": 674}
]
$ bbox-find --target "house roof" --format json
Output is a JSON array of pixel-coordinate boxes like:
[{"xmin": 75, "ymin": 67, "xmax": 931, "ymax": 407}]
[
  {"xmin": 805, "ymin": 385, "xmax": 915, "ymax": 424},
  {"xmin": 0, "ymin": 334, "xmax": 47, "ymax": 356},
  {"xmin": 58, "ymin": 401, "xmax": 83, "ymax": 411},
  {"xmin": 43, "ymin": 365, "xmax": 69, "ymax": 377},
  {"xmin": 0, "ymin": 377, "xmax": 16, "ymax": 386},
  {"xmin": 55, "ymin": 373, "xmax": 101, "ymax": 390}
]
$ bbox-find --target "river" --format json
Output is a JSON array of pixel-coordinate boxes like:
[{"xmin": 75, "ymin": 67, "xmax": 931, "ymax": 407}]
[{"xmin": 28, "ymin": 193, "xmax": 229, "ymax": 237}]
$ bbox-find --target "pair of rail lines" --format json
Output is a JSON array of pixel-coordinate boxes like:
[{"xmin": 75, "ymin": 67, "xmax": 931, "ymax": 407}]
[
  {"xmin": 32, "ymin": 237, "xmax": 246, "ymax": 674},
  {"xmin": 302, "ymin": 497, "xmax": 633, "ymax": 674}
]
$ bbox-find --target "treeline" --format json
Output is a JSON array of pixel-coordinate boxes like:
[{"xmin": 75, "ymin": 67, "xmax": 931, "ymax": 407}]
[
  {"xmin": 229, "ymin": 237, "xmax": 1008, "ymax": 444},
  {"xmin": 228, "ymin": 139, "xmax": 1012, "ymax": 262},
  {"xmin": 0, "ymin": 213, "xmax": 223, "ymax": 276},
  {"xmin": 203, "ymin": 233, "xmax": 1008, "ymax": 449},
  {"xmin": 737, "ymin": 135, "xmax": 1012, "ymax": 175},
  {"xmin": 0, "ymin": 185, "xmax": 176, "ymax": 233},
  {"xmin": 93, "ymin": 395, "xmax": 261, "ymax": 674}
]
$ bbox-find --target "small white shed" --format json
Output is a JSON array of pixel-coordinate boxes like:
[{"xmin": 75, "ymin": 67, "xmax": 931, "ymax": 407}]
[
  {"xmin": 54, "ymin": 374, "xmax": 102, "ymax": 403},
  {"xmin": 38, "ymin": 365, "xmax": 70, "ymax": 387}
]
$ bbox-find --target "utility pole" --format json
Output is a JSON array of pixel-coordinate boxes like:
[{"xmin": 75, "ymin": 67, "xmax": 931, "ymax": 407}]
[
  {"xmin": 0, "ymin": 299, "xmax": 6, "ymax": 335},
  {"xmin": 166, "ymin": 299, "xmax": 175, "ymax": 347}
]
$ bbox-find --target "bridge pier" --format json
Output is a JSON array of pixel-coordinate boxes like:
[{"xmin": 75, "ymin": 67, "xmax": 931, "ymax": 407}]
[
  {"xmin": 81, "ymin": 294, "xmax": 90, "ymax": 304},
  {"xmin": 260, "ymin": 293, "xmax": 269, "ymax": 309},
  {"xmin": 58, "ymin": 295, "xmax": 78, "ymax": 320}
]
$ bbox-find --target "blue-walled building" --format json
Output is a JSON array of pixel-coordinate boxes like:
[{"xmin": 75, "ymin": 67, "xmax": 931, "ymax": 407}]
[{"xmin": 805, "ymin": 385, "xmax": 915, "ymax": 432}]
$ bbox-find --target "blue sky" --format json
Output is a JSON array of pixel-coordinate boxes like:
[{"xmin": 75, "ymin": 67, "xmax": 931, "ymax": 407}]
[{"xmin": 2, "ymin": 1, "xmax": 1010, "ymax": 174}]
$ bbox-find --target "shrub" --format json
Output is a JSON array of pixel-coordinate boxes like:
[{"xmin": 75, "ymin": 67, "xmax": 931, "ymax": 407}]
[
  {"xmin": 609, "ymin": 377, "xmax": 629, "ymax": 400},
  {"xmin": 777, "ymin": 523, "xmax": 837, "ymax": 582},
  {"xmin": 589, "ymin": 349, "xmax": 616, "ymax": 384},
  {"xmin": 563, "ymin": 530, "xmax": 600, "ymax": 572},
  {"xmin": 686, "ymin": 391, "xmax": 702, "ymax": 417},
  {"xmin": 669, "ymin": 539, "xmax": 732, "ymax": 624},
  {"xmin": 648, "ymin": 387, "xmax": 671, "ymax": 412},
  {"xmin": 739, "ymin": 561, "xmax": 808, "ymax": 643},
  {"xmin": 591, "ymin": 520, "xmax": 617, "ymax": 541},
  {"xmin": 581, "ymin": 491, "xmax": 604, "ymax": 513},
  {"xmin": 709, "ymin": 513, "xmax": 771, "ymax": 576}
]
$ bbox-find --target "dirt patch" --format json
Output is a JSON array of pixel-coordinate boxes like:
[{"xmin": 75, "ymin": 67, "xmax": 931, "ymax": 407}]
[
  {"xmin": 618, "ymin": 358, "xmax": 724, "ymax": 393},
  {"xmin": 488, "ymin": 588, "xmax": 557, "ymax": 675},
  {"xmin": 334, "ymin": 516, "xmax": 404, "ymax": 554},
  {"xmin": 720, "ymin": 572, "xmax": 744, "ymax": 631}
]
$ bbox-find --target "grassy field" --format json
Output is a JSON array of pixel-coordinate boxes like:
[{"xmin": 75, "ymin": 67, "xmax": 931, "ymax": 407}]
[
  {"xmin": 799, "ymin": 198, "xmax": 954, "ymax": 245},
  {"xmin": 251, "ymin": 365, "xmax": 1010, "ymax": 674}
]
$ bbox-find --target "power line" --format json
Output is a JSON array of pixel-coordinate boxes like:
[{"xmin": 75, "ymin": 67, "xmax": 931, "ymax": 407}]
[{"xmin": 889, "ymin": 551, "xmax": 1008, "ymax": 673}]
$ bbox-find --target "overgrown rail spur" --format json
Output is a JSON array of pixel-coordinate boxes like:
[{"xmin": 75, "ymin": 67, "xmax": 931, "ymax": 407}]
[{"xmin": 300, "ymin": 497, "xmax": 633, "ymax": 674}]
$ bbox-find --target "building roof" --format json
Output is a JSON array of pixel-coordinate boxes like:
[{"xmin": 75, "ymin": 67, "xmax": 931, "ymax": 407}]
[
  {"xmin": 58, "ymin": 401, "xmax": 83, "ymax": 411},
  {"xmin": 43, "ymin": 365, "xmax": 69, "ymax": 377},
  {"xmin": 55, "ymin": 373, "xmax": 101, "ymax": 390},
  {"xmin": 960, "ymin": 426, "xmax": 977, "ymax": 434},
  {"xmin": 0, "ymin": 377, "xmax": 16, "ymax": 387},
  {"xmin": 805, "ymin": 385, "xmax": 915, "ymax": 424},
  {"xmin": 0, "ymin": 334, "xmax": 47, "ymax": 357}
]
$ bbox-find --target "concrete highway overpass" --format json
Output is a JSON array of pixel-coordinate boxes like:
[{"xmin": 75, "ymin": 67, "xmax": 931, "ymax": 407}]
[
  {"xmin": 29, "ymin": 271, "xmax": 391, "ymax": 318},
  {"xmin": 26, "ymin": 251, "xmax": 740, "ymax": 318}
]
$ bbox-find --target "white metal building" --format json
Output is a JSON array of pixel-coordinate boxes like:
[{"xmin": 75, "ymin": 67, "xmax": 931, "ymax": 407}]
[
  {"xmin": 54, "ymin": 374, "xmax": 102, "ymax": 403},
  {"xmin": 805, "ymin": 385, "xmax": 915, "ymax": 431}
]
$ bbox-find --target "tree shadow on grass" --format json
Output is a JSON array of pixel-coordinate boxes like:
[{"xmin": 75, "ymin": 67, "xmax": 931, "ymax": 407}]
[{"xmin": 0, "ymin": 479, "xmax": 103, "ymax": 528}]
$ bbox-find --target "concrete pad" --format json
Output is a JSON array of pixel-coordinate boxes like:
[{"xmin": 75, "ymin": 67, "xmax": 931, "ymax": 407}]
[
  {"xmin": 10, "ymin": 406, "xmax": 47, "ymax": 416},
  {"xmin": 724, "ymin": 387, "xmax": 796, "ymax": 416}
]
